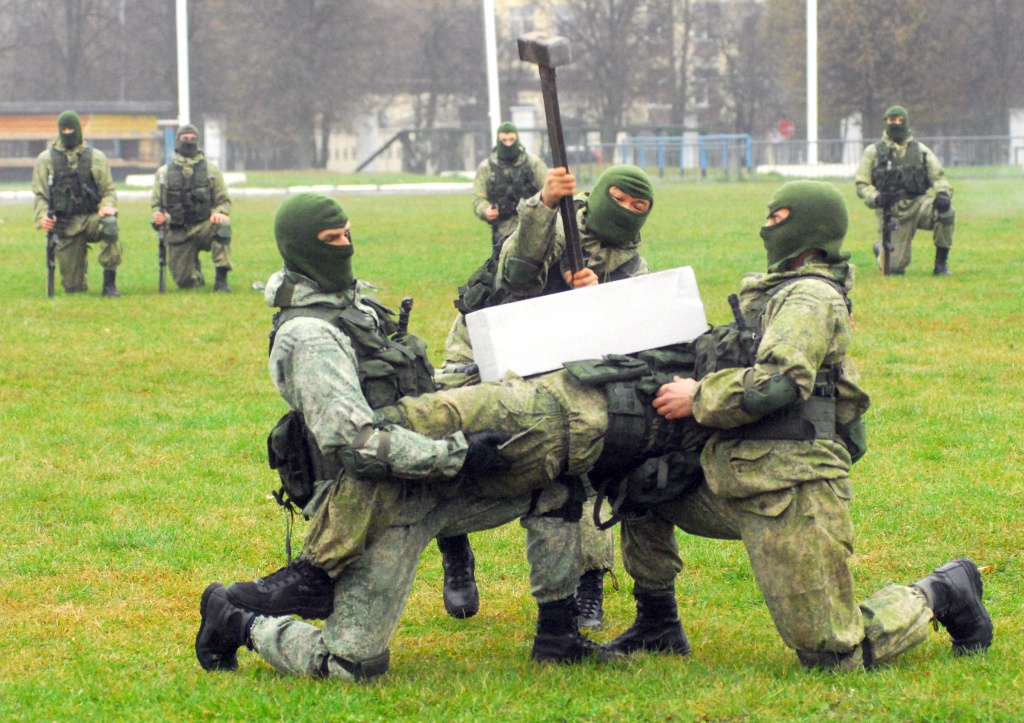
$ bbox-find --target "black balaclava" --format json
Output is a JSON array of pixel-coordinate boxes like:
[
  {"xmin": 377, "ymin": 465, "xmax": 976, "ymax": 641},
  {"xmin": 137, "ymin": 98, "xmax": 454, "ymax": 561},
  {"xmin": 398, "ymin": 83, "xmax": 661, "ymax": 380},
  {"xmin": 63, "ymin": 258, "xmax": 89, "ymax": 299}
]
[
  {"xmin": 884, "ymin": 105, "xmax": 910, "ymax": 144},
  {"xmin": 57, "ymin": 111, "xmax": 82, "ymax": 149},
  {"xmin": 495, "ymin": 121, "xmax": 521, "ymax": 163},
  {"xmin": 175, "ymin": 124, "xmax": 200, "ymax": 158},
  {"xmin": 274, "ymin": 193, "xmax": 354, "ymax": 294}
]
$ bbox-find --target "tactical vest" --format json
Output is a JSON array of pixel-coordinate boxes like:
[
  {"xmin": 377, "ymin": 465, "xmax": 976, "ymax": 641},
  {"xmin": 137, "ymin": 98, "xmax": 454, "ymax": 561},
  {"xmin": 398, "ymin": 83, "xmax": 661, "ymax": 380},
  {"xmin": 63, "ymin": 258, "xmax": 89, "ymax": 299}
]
[
  {"xmin": 563, "ymin": 345, "xmax": 711, "ymax": 526},
  {"xmin": 270, "ymin": 296, "xmax": 436, "ymax": 410},
  {"xmin": 164, "ymin": 159, "xmax": 212, "ymax": 227},
  {"xmin": 871, "ymin": 140, "xmax": 931, "ymax": 199},
  {"xmin": 265, "ymin": 291, "xmax": 436, "ymax": 523},
  {"xmin": 49, "ymin": 147, "xmax": 101, "ymax": 217},
  {"xmin": 487, "ymin": 158, "xmax": 539, "ymax": 220},
  {"xmin": 693, "ymin": 275, "xmax": 856, "ymax": 444}
]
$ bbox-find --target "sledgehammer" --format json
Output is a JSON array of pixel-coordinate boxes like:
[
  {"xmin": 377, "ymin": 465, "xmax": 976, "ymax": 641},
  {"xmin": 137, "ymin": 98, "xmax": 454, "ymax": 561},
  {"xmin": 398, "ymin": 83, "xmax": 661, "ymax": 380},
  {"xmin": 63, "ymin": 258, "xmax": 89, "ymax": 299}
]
[{"xmin": 518, "ymin": 31, "xmax": 583, "ymax": 274}]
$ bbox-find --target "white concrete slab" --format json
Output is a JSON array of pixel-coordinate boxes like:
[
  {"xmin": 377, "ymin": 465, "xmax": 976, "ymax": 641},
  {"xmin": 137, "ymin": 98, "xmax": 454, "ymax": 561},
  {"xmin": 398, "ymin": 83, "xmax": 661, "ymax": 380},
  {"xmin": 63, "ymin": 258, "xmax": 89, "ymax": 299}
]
[{"xmin": 466, "ymin": 266, "xmax": 707, "ymax": 382}]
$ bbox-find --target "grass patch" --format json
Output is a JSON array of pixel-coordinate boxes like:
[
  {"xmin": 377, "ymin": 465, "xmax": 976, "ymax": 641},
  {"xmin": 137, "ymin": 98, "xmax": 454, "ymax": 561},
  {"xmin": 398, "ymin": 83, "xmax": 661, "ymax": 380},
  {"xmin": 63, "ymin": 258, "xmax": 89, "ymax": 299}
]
[{"xmin": 0, "ymin": 178, "xmax": 1021, "ymax": 720}]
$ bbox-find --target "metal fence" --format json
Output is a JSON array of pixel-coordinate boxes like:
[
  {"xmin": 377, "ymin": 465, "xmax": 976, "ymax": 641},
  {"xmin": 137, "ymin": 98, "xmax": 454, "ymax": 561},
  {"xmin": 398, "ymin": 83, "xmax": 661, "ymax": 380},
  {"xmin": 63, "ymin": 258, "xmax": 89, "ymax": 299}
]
[{"xmin": 560, "ymin": 135, "xmax": 1024, "ymax": 183}]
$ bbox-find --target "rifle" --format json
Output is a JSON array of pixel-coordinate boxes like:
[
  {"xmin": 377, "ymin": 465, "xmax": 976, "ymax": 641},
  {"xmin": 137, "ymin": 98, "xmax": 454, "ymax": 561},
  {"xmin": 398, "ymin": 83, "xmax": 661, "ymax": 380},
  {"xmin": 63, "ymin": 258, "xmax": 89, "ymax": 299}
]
[
  {"xmin": 397, "ymin": 297, "xmax": 414, "ymax": 335},
  {"xmin": 875, "ymin": 151, "xmax": 904, "ymax": 277},
  {"xmin": 728, "ymin": 293, "xmax": 759, "ymax": 367},
  {"xmin": 45, "ymin": 173, "xmax": 57, "ymax": 297},
  {"xmin": 156, "ymin": 170, "xmax": 168, "ymax": 293}
]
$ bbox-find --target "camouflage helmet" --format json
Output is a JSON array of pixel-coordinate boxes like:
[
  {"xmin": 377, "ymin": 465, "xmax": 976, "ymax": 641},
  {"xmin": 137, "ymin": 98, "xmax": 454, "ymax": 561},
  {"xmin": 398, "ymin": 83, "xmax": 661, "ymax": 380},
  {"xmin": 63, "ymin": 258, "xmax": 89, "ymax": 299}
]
[{"xmin": 759, "ymin": 180, "xmax": 849, "ymax": 272}]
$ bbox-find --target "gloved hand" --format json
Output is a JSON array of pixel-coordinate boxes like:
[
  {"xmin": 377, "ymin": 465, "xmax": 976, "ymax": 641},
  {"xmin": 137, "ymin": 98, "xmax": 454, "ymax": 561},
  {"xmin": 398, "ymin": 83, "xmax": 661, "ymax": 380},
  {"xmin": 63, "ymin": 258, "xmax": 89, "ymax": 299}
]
[
  {"xmin": 462, "ymin": 430, "xmax": 513, "ymax": 476},
  {"xmin": 933, "ymin": 191, "xmax": 952, "ymax": 213},
  {"xmin": 874, "ymin": 191, "xmax": 901, "ymax": 209}
]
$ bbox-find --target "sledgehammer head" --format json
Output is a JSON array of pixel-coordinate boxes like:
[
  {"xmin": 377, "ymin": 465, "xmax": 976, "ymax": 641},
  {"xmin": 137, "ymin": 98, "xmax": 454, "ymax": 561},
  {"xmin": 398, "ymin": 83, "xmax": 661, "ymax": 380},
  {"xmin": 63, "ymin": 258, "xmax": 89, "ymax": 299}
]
[{"xmin": 518, "ymin": 31, "xmax": 572, "ymax": 68}]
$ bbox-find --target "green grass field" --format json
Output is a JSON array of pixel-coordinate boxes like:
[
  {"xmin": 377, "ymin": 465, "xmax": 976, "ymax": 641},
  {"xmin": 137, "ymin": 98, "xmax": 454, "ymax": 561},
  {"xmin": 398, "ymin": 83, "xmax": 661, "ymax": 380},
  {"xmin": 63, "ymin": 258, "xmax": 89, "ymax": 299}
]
[{"xmin": 1, "ymin": 175, "xmax": 1021, "ymax": 721}]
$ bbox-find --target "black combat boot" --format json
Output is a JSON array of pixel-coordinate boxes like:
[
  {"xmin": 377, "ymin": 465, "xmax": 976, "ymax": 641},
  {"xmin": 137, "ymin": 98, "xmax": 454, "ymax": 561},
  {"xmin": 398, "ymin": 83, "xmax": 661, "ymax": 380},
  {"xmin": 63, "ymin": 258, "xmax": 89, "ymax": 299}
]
[
  {"xmin": 603, "ymin": 590, "xmax": 691, "ymax": 656},
  {"xmin": 933, "ymin": 247, "xmax": 952, "ymax": 276},
  {"xmin": 530, "ymin": 596, "xmax": 623, "ymax": 664},
  {"xmin": 101, "ymin": 269, "xmax": 121, "ymax": 297},
  {"xmin": 576, "ymin": 568, "xmax": 607, "ymax": 631},
  {"xmin": 196, "ymin": 582, "xmax": 255, "ymax": 671},
  {"xmin": 912, "ymin": 558, "xmax": 992, "ymax": 656},
  {"xmin": 438, "ymin": 534, "xmax": 480, "ymax": 619},
  {"xmin": 214, "ymin": 267, "xmax": 233, "ymax": 292},
  {"xmin": 225, "ymin": 556, "xmax": 334, "ymax": 619}
]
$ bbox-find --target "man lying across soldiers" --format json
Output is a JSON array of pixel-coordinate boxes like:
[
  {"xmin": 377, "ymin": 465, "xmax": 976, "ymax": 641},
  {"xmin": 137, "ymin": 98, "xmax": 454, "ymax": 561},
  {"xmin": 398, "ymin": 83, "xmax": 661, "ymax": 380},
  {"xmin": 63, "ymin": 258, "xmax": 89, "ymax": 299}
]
[
  {"xmin": 436, "ymin": 164, "xmax": 656, "ymax": 627},
  {"xmin": 604, "ymin": 179, "xmax": 992, "ymax": 670},
  {"xmin": 196, "ymin": 187, "xmax": 989, "ymax": 679}
]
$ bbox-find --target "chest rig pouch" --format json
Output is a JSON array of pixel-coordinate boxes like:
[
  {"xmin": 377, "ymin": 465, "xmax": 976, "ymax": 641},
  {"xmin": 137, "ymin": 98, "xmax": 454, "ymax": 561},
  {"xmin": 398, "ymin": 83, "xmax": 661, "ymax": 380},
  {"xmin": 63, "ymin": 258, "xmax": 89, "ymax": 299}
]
[
  {"xmin": 487, "ymin": 159, "xmax": 539, "ymax": 220},
  {"xmin": 50, "ymin": 147, "xmax": 101, "ymax": 217},
  {"xmin": 564, "ymin": 345, "xmax": 711, "ymax": 528},
  {"xmin": 165, "ymin": 159, "xmax": 212, "ymax": 227},
  {"xmin": 871, "ymin": 140, "xmax": 931, "ymax": 199}
]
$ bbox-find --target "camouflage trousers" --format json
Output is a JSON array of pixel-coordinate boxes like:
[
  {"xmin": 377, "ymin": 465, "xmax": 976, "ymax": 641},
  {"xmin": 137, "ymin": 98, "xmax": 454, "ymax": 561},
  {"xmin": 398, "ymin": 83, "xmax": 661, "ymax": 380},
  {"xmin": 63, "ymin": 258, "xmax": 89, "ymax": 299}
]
[
  {"xmin": 436, "ymin": 331, "xmax": 617, "ymax": 572},
  {"xmin": 251, "ymin": 481, "xmax": 581, "ymax": 680},
  {"xmin": 620, "ymin": 479, "xmax": 931, "ymax": 670},
  {"xmin": 55, "ymin": 214, "xmax": 122, "ymax": 292},
  {"xmin": 164, "ymin": 221, "xmax": 232, "ymax": 289},
  {"xmin": 874, "ymin": 194, "xmax": 954, "ymax": 274},
  {"xmin": 303, "ymin": 370, "xmax": 606, "ymax": 578}
]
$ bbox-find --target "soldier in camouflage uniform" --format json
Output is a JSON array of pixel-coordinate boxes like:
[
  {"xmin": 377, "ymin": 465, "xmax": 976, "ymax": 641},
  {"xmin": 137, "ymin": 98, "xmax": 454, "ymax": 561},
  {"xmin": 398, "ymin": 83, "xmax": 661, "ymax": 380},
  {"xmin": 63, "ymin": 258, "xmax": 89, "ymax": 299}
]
[
  {"xmin": 196, "ymin": 192, "xmax": 617, "ymax": 678},
  {"xmin": 604, "ymin": 180, "xmax": 992, "ymax": 670},
  {"xmin": 31, "ymin": 111, "xmax": 121, "ymax": 296},
  {"xmin": 438, "ymin": 164, "xmax": 655, "ymax": 629},
  {"xmin": 472, "ymin": 121, "xmax": 548, "ymax": 252},
  {"xmin": 151, "ymin": 125, "xmax": 234, "ymax": 291},
  {"xmin": 855, "ymin": 105, "xmax": 955, "ymax": 276}
]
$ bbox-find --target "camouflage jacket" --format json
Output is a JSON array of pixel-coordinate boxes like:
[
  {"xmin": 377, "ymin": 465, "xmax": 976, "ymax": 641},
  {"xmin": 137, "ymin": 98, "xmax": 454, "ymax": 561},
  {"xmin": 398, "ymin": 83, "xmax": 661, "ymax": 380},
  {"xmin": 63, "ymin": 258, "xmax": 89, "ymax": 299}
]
[
  {"xmin": 264, "ymin": 270, "xmax": 468, "ymax": 480},
  {"xmin": 855, "ymin": 131, "xmax": 951, "ymax": 212},
  {"xmin": 693, "ymin": 262, "xmax": 870, "ymax": 499},
  {"xmin": 496, "ymin": 190, "xmax": 649, "ymax": 300},
  {"xmin": 31, "ymin": 138, "xmax": 116, "ymax": 233},
  {"xmin": 472, "ymin": 147, "xmax": 548, "ymax": 238}
]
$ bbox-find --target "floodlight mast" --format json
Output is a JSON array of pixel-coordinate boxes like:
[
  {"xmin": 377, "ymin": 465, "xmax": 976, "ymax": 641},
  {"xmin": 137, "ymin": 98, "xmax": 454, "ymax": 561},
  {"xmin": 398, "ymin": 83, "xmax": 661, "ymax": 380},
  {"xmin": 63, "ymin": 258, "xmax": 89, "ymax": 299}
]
[
  {"xmin": 806, "ymin": 0, "xmax": 818, "ymax": 164},
  {"xmin": 483, "ymin": 0, "xmax": 501, "ymax": 138},
  {"xmin": 176, "ymin": 0, "xmax": 191, "ymax": 126}
]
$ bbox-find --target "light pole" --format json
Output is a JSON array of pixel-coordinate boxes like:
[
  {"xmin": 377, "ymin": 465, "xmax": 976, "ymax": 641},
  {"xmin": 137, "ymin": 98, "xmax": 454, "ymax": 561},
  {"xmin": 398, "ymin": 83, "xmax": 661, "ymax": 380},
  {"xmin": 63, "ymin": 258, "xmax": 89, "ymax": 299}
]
[
  {"xmin": 806, "ymin": 0, "xmax": 818, "ymax": 164},
  {"xmin": 483, "ymin": 0, "xmax": 501, "ymax": 138}
]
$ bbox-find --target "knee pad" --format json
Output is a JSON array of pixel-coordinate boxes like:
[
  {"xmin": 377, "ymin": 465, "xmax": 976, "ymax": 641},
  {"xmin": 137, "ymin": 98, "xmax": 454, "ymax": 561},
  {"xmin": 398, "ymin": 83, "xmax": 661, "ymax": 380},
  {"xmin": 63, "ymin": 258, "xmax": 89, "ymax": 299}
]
[
  {"xmin": 796, "ymin": 646, "xmax": 863, "ymax": 672},
  {"xmin": 214, "ymin": 222, "xmax": 232, "ymax": 242},
  {"xmin": 937, "ymin": 209, "xmax": 955, "ymax": 226}
]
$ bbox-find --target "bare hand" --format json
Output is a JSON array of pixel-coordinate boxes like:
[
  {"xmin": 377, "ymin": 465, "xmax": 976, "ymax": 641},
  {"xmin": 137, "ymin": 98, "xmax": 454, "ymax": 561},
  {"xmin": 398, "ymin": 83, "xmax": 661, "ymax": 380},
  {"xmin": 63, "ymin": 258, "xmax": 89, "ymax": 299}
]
[
  {"xmin": 40, "ymin": 215, "xmax": 55, "ymax": 231},
  {"xmin": 98, "ymin": 206, "xmax": 116, "ymax": 217},
  {"xmin": 485, "ymin": 206, "xmax": 499, "ymax": 221},
  {"xmin": 210, "ymin": 212, "xmax": 229, "ymax": 224},
  {"xmin": 540, "ymin": 167, "xmax": 575, "ymax": 209},
  {"xmin": 563, "ymin": 267, "xmax": 599, "ymax": 288},
  {"xmin": 652, "ymin": 376, "xmax": 698, "ymax": 419},
  {"xmin": 152, "ymin": 211, "xmax": 166, "ymax": 225}
]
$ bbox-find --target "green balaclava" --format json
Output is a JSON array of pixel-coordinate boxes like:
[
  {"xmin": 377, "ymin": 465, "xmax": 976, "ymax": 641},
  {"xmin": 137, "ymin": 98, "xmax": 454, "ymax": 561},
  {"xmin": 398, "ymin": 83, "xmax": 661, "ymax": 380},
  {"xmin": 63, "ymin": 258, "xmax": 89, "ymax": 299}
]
[
  {"xmin": 760, "ymin": 180, "xmax": 850, "ymax": 273},
  {"xmin": 495, "ymin": 121, "xmax": 521, "ymax": 163},
  {"xmin": 175, "ymin": 124, "xmax": 200, "ymax": 157},
  {"xmin": 57, "ymin": 110, "xmax": 82, "ymax": 149},
  {"xmin": 274, "ymin": 192, "xmax": 354, "ymax": 294},
  {"xmin": 884, "ymin": 105, "xmax": 910, "ymax": 143},
  {"xmin": 584, "ymin": 164, "xmax": 654, "ymax": 248}
]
